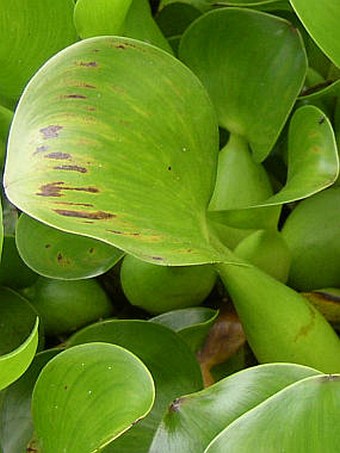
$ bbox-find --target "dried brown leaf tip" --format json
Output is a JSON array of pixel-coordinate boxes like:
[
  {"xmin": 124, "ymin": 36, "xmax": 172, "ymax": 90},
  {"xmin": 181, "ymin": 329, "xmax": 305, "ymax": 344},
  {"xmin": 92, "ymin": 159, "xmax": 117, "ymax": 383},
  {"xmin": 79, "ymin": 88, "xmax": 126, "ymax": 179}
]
[{"xmin": 197, "ymin": 302, "xmax": 246, "ymax": 387}]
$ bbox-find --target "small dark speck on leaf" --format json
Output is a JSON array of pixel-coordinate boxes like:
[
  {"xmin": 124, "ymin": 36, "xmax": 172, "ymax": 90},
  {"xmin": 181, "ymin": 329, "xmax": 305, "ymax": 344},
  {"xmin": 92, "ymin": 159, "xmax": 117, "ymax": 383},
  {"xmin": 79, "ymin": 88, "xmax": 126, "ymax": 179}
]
[
  {"xmin": 318, "ymin": 116, "xmax": 325, "ymax": 125},
  {"xmin": 88, "ymin": 248, "xmax": 94, "ymax": 254},
  {"xmin": 57, "ymin": 252, "xmax": 63, "ymax": 262},
  {"xmin": 152, "ymin": 256, "xmax": 164, "ymax": 262},
  {"xmin": 168, "ymin": 166, "xmax": 172, "ymax": 171},
  {"xmin": 45, "ymin": 244, "xmax": 51, "ymax": 249},
  {"xmin": 64, "ymin": 385, "xmax": 68, "ymax": 390},
  {"xmin": 40, "ymin": 125, "xmax": 63, "ymax": 139}
]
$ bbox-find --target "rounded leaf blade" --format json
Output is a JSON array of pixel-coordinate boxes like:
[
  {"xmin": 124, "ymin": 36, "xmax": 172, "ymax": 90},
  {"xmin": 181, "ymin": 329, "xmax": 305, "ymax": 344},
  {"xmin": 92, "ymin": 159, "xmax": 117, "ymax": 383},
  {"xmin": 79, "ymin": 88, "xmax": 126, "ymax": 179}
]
[
  {"xmin": 0, "ymin": 318, "xmax": 39, "ymax": 391},
  {"xmin": 16, "ymin": 213, "xmax": 123, "ymax": 280},
  {"xmin": 179, "ymin": 8, "xmax": 307, "ymax": 161},
  {"xmin": 4, "ymin": 36, "xmax": 223, "ymax": 266},
  {"xmin": 32, "ymin": 342, "xmax": 155, "ymax": 453}
]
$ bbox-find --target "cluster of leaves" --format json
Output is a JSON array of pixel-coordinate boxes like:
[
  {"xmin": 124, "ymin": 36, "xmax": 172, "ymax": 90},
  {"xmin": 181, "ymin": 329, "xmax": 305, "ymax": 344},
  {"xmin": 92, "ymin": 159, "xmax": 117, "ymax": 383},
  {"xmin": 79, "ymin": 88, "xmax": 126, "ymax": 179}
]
[{"xmin": 1, "ymin": 0, "xmax": 340, "ymax": 451}]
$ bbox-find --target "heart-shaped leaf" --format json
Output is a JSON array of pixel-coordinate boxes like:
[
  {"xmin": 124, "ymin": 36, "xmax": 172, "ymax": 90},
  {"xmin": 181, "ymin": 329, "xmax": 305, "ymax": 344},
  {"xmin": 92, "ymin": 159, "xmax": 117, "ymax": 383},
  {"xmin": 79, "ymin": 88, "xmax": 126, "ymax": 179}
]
[
  {"xmin": 0, "ymin": 349, "xmax": 60, "ymax": 453},
  {"xmin": 290, "ymin": 0, "xmax": 340, "ymax": 68},
  {"xmin": 150, "ymin": 363, "xmax": 320, "ymax": 453},
  {"xmin": 67, "ymin": 319, "xmax": 203, "ymax": 452},
  {"xmin": 16, "ymin": 213, "xmax": 123, "ymax": 280},
  {"xmin": 32, "ymin": 342, "xmax": 155, "ymax": 453},
  {"xmin": 206, "ymin": 374, "xmax": 340, "ymax": 452},
  {"xmin": 179, "ymin": 8, "xmax": 307, "ymax": 161},
  {"xmin": 0, "ymin": 0, "xmax": 78, "ymax": 103},
  {"xmin": 0, "ymin": 317, "xmax": 39, "ymax": 391},
  {"xmin": 4, "ymin": 36, "xmax": 232, "ymax": 266}
]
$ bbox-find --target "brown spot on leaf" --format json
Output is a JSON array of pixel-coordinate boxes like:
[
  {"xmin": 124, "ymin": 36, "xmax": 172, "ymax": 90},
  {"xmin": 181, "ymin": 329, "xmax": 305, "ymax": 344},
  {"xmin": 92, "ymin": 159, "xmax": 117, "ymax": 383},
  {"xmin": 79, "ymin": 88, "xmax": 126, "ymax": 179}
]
[
  {"xmin": 107, "ymin": 229, "xmax": 140, "ymax": 236},
  {"xmin": 54, "ymin": 209, "xmax": 116, "ymax": 220},
  {"xmin": 294, "ymin": 304, "xmax": 316, "ymax": 342},
  {"xmin": 63, "ymin": 94, "xmax": 87, "ymax": 99},
  {"xmin": 34, "ymin": 145, "xmax": 50, "ymax": 155},
  {"xmin": 40, "ymin": 125, "xmax": 63, "ymax": 139},
  {"xmin": 37, "ymin": 181, "xmax": 65, "ymax": 197},
  {"xmin": 37, "ymin": 182, "xmax": 99, "ymax": 197},
  {"xmin": 45, "ymin": 152, "xmax": 71, "ymax": 160},
  {"xmin": 78, "ymin": 61, "xmax": 98, "ymax": 67},
  {"xmin": 53, "ymin": 165, "xmax": 88, "ymax": 173}
]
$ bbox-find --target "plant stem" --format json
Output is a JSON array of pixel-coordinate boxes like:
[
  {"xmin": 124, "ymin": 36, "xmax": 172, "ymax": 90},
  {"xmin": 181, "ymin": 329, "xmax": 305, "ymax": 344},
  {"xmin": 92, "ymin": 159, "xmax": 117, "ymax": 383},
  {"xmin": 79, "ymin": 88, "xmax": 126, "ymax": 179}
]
[{"xmin": 215, "ymin": 260, "xmax": 340, "ymax": 373}]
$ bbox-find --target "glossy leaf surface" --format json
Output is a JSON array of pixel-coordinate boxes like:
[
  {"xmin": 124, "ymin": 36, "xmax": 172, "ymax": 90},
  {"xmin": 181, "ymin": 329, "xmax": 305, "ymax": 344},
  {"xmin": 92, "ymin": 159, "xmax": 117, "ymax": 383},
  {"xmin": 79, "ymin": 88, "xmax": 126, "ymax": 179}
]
[
  {"xmin": 150, "ymin": 307, "xmax": 218, "ymax": 351},
  {"xmin": 0, "ymin": 349, "xmax": 60, "ymax": 453},
  {"xmin": 0, "ymin": 287, "xmax": 41, "ymax": 355},
  {"xmin": 206, "ymin": 374, "xmax": 340, "ymax": 452},
  {"xmin": 179, "ymin": 8, "xmax": 307, "ymax": 161},
  {"xmin": 16, "ymin": 213, "xmax": 123, "ymax": 280},
  {"xmin": 67, "ymin": 319, "xmax": 203, "ymax": 452},
  {"xmin": 209, "ymin": 105, "xmax": 339, "ymax": 229},
  {"xmin": 0, "ymin": 318, "xmax": 39, "ymax": 391},
  {"xmin": 0, "ymin": 0, "xmax": 77, "ymax": 103},
  {"xmin": 32, "ymin": 343, "xmax": 155, "ymax": 453},
  {"xmin": 74, "ymin": 0, "xmax": 133, "ymax": 38},
  {"xmin": 150, "ymin": 363, "xmax": 320, "ymax": 453},
  {"xmin": 290, "ymin": 0, "xmax": 340, "ymax": 68},
  {"xmin": 4, "ymin": 36, "xmax": 231, "ymax": 266}
]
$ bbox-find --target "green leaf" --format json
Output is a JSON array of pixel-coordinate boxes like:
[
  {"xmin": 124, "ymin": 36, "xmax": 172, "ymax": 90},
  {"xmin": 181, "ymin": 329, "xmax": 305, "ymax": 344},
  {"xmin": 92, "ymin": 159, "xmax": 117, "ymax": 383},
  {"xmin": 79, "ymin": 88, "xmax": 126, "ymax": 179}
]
[
  {"xmin": 150, "ymin": 363, "xmax": 320, "ymax": 453},
  {"xmin": 0, "ymin": 0, "xmax": 78, "ymax": 103},
  {"xmin": 216, "ymin": 261, "xmax": 340, "ymax": 372},
  {"xmin": 74, "ymin": 0, "xmax": 133, "ymax": 38},
  {"xmin": 0, "ymin": 318, "xmax": 39, "ymax": 391},
  {"xmin": 208, "ymin": 105, "xmax": 339, "ymax": 229},
  {"xmin": 265, "ymin": 105, "xmax": 339, "ymax": 204},
  {"xmin": 123, "ymin": 0, "xmax": 174, "ymax": 54},
  {"xmin": 0, "ymin": 104, "xmax": 13, "ymax": 167},
  {"xmin": 206, "ymin": 374, "xmax": 340, "ymax": 452},
  {"xmin": 67, "ymin": 319, "xmax": 203, "ymax": 452},
  {"xmin": 290, "ymin": 0, "xmax": 340, "ymax": 68},
  {"xmin": 0, "ymin": 287, "xmax": 42, "ymax": 355},
  {"xmin": 0, "ymin": 349, "xmax": 60, "ymax": 453},
  {"xmin": 4, "ymin": 36, "xmax": 232, "ymax": 266},
  {"xmin": 16, "ymin": 213, "xmax": 123, "ymax": 280},
  {"xmin": 32, "ymin": 342, "xmax": 155, "ymax": 453},
  {"xmin": 179, "ymin": 8, "xmax": 307, "ymax": 161},
  {"xmin": 150, "ymin": 307, "xmax": 218, "ymax": 351}
]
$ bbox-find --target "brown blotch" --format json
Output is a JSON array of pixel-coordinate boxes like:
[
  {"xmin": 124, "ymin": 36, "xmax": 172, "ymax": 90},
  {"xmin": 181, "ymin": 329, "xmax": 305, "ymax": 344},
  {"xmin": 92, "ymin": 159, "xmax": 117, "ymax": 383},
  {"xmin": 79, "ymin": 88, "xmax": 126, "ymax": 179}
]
[
  {"xmin": 78, "ymin": 61, "xmax": 98, "ymax": 67},
  {"xmin": 54, "ymin": 209, "xmax": 116, "ymax": 220},
  {"xmin": 63, "ymin": 94, "xmax": 87, "ymax": 99},
  {"xmin": 37, "ymin": 182, "xmax": 99, "ymax": 197},
  {"xmin": 151, "ymin": 256, "xmax": 164, "ymax": 262},
  {"xmin": 57, "ymin": 252, "xmax": 63, "ymax": 262},
  {"xmin": 53, "ymin": 165, "xmax": 88, "ymax": 174},
  {"xmin": 107, "ymin": 229, "xmax": 140, "ymax": 236},
  {"xmin": 45, "ymin": 152, "xmax": 71, "ymax": 160},
  {"xmin": 40, "ymin": 125, "xmax": 63, "ymax": 139},
  {"xmin": 294, "ymin": 305, "xmax": 316, "ymax": 341},
  {"xmin": 37, "ymin": 181, "xmax": 65, "ymax": 197},
  {"xmin": 34, "ymin": 145, "xmax": 50, "ymax": 155}
]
